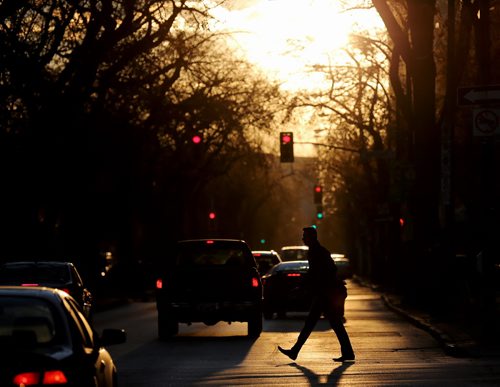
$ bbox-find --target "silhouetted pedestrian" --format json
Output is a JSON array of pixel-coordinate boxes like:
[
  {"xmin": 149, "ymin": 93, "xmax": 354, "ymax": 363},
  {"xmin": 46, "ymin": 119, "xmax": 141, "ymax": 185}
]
[{"xmin": 278, "ymin": 226, "xmax": 354, "ymax": 362}]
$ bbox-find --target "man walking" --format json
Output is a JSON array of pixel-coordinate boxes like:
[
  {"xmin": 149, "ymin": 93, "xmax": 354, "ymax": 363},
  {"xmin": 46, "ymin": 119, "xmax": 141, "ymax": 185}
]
[{"xmin": 278, "ymin": 226, "xmax": 355, "ymax": 362}]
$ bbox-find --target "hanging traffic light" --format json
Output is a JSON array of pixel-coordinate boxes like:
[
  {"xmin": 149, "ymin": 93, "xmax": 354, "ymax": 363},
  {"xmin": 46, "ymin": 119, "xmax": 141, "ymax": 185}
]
[
  {"xmin": 280, "ymin": 132, "xmax": 294, "ymax": 163},
  {"xmin": 313, "ymin": 185, "xmax": 323, "ymax": 204},
  {"xmin": 208, "ymin": 211, "xmax": 216, "ymax": 220}
]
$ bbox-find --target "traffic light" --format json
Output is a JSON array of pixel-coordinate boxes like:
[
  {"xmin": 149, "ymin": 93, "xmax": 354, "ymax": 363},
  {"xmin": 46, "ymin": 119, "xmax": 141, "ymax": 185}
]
[
  {"xmin": 280, "ymin": 132, "xmax": 294, "ymax": 162},
  {"xmin": 192, "ymin": 134, "xmax": 202, "ymax": 144},
  {"xmin": 207, "ymin": 210, "xmax": 217, "ymax": 232},
  {"xmin": 316, "ymin": 205, "xmax": 324, "ymax": 220},
  {"xmin": 313, "ymin": 185, "xmax": 323, "ymax": 204}
]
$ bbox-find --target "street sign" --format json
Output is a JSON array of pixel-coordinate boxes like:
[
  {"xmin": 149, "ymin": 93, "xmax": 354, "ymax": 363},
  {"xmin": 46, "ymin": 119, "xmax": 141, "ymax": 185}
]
[
  {"xmin": 473, "ymin": 108, "xmax": 500, "ymax": 136},
  {"xmin": 457, "ymin": 85, "xmax": 500, "ymax": 106}
]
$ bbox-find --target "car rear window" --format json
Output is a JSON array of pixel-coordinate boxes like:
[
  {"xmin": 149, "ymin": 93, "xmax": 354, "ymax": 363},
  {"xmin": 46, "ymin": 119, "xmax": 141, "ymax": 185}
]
[
  {"xmin": 281, "ymin": 249, "xmax": 309, "ymax": 261},
  {"xmin": 175, "ymin": 241, "xmax": 255, "ymax": 268},
  {"xmin": 274, "ymin": 262, "xmax": 309, "ymax": 273},
  {"xmin": 0, "ymin": 296, "xmax": 67, "ymax": 348},
  {"xmin": 0, "ymin": 263, "xmax": 70, "ymax": 285}
]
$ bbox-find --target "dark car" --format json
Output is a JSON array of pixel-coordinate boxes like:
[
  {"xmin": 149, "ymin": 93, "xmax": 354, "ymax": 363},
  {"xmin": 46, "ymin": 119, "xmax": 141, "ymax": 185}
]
[
  {"xmin": 0, "ymin": 261, "xmax": 93, "ymax": 319},
  {"xmin": 280, "ymin": 245, "xmax": 309, "ymax": 261},
  {"xmin": 0, "ymin": 286, "xmax": 126, "ymax": 387},
  {"xmin": 155, "ymin": 239, "xmax": 263, "ymax": 339},
  {"xmin": 261, "ymin": 260, "xmax": 311, "ymax": 319},
  {"xmin": 252, "ymin": 250, "xmax": 282, "ymax": 276},
  {"xmin": 331, "ymin": 254, "xmax": 353, "ymax": 279}
]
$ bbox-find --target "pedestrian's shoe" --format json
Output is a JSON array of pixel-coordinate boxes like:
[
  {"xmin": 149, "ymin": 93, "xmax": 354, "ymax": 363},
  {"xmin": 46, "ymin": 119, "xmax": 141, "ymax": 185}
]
[
  {"xmin": 278, "ymin": 346, "xmax": 298, "ymax": 361},
  {"xmin": 333, "ymin": 354, "xmax": 355, "ymax": 362}
]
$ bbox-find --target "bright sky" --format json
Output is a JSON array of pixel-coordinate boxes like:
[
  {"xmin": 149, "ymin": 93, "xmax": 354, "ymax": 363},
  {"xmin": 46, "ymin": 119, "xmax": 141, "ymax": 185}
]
[{"xmin": 211, "ymin": 0, "xmax": 385, "ymax": 156}]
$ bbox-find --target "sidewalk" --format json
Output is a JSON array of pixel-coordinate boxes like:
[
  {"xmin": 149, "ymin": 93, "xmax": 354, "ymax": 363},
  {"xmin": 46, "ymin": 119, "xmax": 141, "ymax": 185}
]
[{"xmin": 355, "ymin": 277, "xmax": 500, "ymax": 359}]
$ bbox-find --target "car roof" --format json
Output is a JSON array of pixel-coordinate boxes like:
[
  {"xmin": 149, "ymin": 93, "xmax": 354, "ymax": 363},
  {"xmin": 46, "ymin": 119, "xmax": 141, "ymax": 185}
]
[
  {"xmin": 1, "ymin": 261, "xmax": 74, "ymax": 267},
  {"xmin": 0, "ymin": 285, "xmax": 69, "ymax": 300},
  {"xmin": 281, "ymin": 245, "xmax": 309, "ymax": 250},
  {"xmin": 177, "ymin": 239, "xmax": 252, "ymax": 251},
  {"xmin": 252, "ymin": 250, "xmax": 278, "ymax": 255},
  {"xmin": 331, "ymin": 254, "xmax": 346, "ymax": 259},
  {"xmin": 178, "ymin": 239, "xmax": 248, "ymax": 244}
]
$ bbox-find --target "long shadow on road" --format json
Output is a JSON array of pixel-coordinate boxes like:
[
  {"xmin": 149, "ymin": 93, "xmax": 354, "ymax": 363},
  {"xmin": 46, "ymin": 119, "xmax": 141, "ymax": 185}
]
[{"xmin": 291, "ymin": 361, "xmax": 355, "ymax": 386}]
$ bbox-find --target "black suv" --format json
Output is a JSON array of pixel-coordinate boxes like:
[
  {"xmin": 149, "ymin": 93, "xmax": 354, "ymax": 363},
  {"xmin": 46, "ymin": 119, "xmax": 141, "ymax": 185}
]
[{"xmin": 155, "ymin": 239, "xmax": 263, "ymax": 339}]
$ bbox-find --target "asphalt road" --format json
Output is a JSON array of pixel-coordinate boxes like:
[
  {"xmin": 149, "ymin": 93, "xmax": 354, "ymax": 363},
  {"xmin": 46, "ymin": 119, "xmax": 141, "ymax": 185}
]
[{"xmin": 93, "ymin": 280, "xmax": 500, "ymax": 386}]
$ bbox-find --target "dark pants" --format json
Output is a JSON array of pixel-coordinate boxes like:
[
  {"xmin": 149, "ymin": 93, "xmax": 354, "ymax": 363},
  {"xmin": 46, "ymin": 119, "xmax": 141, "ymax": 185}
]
[{"xmin": 291, "ymin": 291, "xmax": 354, "ymax": 357}]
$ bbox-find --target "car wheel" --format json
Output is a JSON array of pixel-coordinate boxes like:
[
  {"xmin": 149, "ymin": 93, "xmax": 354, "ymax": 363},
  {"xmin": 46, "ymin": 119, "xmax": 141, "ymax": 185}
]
[
  {"xmin": 247, "ymin": 312, "xmax": 262, "ymax": 338},
  {"xmin": 158, "ymin": 311, "xmax": 178, "ymax": 340}
]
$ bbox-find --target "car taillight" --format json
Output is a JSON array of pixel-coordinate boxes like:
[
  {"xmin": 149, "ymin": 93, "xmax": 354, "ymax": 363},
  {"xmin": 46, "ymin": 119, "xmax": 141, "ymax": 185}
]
[
  {"xmin": 21, "ymin": 283, "xmax": 39, "ymax": 287},
  {"xmin": 60, "ymin": 288, "xmax": 71, "ymax": 295},
  {"xmin": 286, "ymin": 273, "xmax": 301, "ymax": 277},
  {"xmin": 156, "ymin": 278, "xmax": 163, "ymax": 289},
  {"xmin": 251, "ymin": 277, "xmax": 259, "ymax": 288},
  {"xmin": 13, "ymin": 370, "xmax": 68, "ymax": 385},
  {"xmin": 206, "ymin": 240, "xmax": 214, "ymax": 244},
  {"xmin": 43, "ymin": 370, "xmax": 68, "ymax": 384},
  {"xmin": 13, "ymin": 372, "xmax": 39, "ymax": 385}
]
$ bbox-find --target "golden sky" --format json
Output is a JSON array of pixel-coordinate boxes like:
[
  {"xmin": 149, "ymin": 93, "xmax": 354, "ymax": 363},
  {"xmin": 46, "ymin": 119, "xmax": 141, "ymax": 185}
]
[
  {"xmin": 214, "ymin": 0, "xmax": 384, "ymax": 90},
  {"xmin": 212, "ymin": 0, "xmax": 385, "ymax": 156}
]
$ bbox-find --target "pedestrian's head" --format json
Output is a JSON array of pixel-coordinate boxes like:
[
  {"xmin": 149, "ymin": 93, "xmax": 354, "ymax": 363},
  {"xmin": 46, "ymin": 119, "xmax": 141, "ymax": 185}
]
[{"xmin": 302, "ymin": 226, "xmax": 317, "ymax": 246}]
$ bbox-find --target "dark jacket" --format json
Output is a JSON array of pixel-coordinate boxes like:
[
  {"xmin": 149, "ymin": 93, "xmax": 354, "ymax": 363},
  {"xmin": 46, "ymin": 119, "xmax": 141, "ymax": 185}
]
[{"xmin": 307, "ymin": 240, "xmax": 338, "ymax": 293}]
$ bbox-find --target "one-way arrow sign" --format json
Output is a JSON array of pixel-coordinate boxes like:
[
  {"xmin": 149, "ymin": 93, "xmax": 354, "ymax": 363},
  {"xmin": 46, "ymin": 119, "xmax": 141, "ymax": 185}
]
[{"xmin": 458, "ymin": 85, "xmax": 500, "ymax": 106}]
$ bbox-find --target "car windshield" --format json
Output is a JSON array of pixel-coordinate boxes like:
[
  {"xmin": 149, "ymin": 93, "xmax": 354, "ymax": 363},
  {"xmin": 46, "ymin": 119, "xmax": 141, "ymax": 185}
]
[
  {"xmin": 0, "ymin": 263, "xmax": 70, "ymax": 285},
  {"xmin": 0, "ymin": 296, "xmax": 67, "ymax": 349},
  {"xmin": 175, "ymin": 241, "xmax": 255, "ymax": 267}
]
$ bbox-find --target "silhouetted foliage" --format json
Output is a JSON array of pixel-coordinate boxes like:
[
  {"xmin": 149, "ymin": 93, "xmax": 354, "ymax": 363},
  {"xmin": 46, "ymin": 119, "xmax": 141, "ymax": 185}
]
[{"xmin": 0, "ymin": 0, "xmax": 287, "ymax": 286}]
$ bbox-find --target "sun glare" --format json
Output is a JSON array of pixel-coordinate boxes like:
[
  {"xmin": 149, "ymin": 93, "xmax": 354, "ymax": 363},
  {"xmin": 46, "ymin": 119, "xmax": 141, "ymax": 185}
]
[
  {"xmin": 213, "ymin": 0, "xmax": 384, "ymax": 90},
  {"xmin": 211, "ymin": 0, "xmax": 385, "ymax": 156}
]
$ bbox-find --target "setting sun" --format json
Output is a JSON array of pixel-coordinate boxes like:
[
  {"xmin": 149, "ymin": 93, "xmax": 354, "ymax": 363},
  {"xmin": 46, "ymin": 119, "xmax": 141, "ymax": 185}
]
[{"xmin": 213, "ymin": 0, "xmax": 384, "ymax": 90}]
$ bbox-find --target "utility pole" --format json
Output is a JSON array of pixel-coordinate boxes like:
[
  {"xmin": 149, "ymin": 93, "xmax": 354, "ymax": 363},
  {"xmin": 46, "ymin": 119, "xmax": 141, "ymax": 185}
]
[{"xmin": 476, "ymin": 0, "xmax": 496, "ymax": 336}]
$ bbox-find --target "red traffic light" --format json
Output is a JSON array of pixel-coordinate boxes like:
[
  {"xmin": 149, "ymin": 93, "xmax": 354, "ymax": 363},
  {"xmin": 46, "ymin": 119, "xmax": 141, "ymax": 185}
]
[
  {"xmin": 280, "ymin": 132, "xmax": 294, "ymax": 162},
  {"xmin": 314, "ymin": 185, "xmax": 323, "ymax": 204},
  {"xmin": 192, "ymin": 134, "xmax": 202, "ymax": 144},
  {"xmin": 208, "ymin": 211, "xmax": 216, "ymax": 220},
  {"xmin": 281, "ymin": 133, "xmax": 292, "ymax": 144}
]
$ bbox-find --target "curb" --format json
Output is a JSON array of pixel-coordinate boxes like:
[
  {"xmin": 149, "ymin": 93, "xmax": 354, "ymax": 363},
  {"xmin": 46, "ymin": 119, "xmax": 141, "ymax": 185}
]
[{"xmin": 381, "ymin": 294, "xmax": 474, "ymax": 357}]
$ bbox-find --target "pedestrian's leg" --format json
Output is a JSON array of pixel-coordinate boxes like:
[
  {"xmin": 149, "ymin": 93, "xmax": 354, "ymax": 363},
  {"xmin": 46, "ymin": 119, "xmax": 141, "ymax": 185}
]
[
  {"xmin": 325, "ymin": 296, "xmax": 354, "ymax": 359},
  {"xmin": 330, "ymin": 318, "xmax": 354, "ymax": 359},
  {"xmin": 278, "ymin": 298, "xmax": 322, "ymax": 360},
  {"xmin": 292, "ymin": 299, "xmax": 322, "ymax": 353}
]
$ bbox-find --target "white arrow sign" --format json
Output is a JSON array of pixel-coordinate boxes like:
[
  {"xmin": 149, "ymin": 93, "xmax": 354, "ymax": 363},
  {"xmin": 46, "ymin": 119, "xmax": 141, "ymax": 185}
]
[
  {"xmin": 464, "ymin": 89, "xmax": 500, "ymax": 103},
  {"xmin": 458, "ymin": 85, "xmax": 500, "ymax": 106}
]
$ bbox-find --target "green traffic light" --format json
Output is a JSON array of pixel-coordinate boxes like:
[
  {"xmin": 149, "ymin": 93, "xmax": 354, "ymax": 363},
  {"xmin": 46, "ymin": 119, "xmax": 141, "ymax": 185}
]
[
  {"xmin": 260, "ymin": 239, "xmax": 266, "ymax": 244},
  {"xmin": 316, "ymin": 212, "xmax": 323, "ymax": 219}
]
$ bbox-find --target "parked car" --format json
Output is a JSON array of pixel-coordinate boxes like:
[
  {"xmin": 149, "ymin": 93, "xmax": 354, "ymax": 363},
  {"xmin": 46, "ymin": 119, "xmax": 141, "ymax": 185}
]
[
  {"xmin": 0, "ymin": 261, "xmax": 93, "ymax": 318},
  {"xmin": 261, "ymin": 260, "xmax": 311, "ymax": 319},
  {"xmin": 280, "ymin": 245, "xmax": 309, "ymax": 261},
  {"xmin": 331, "ymin": 254, "xmax": 353, "ymax": 279},
  {"xmin": 252, "ymin": 250, "xmax": 282, "ymax": 276},
  {"xmin": 262, "ymin": 258, "xmax": 348, "ymax": 320},
  {"xmin": 0, "ymin": 286, "xmax": 126, "ymax": 387},
  {"xmin": 155, "ymin": 239, "xmax": 263, "ymax": 339}
]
